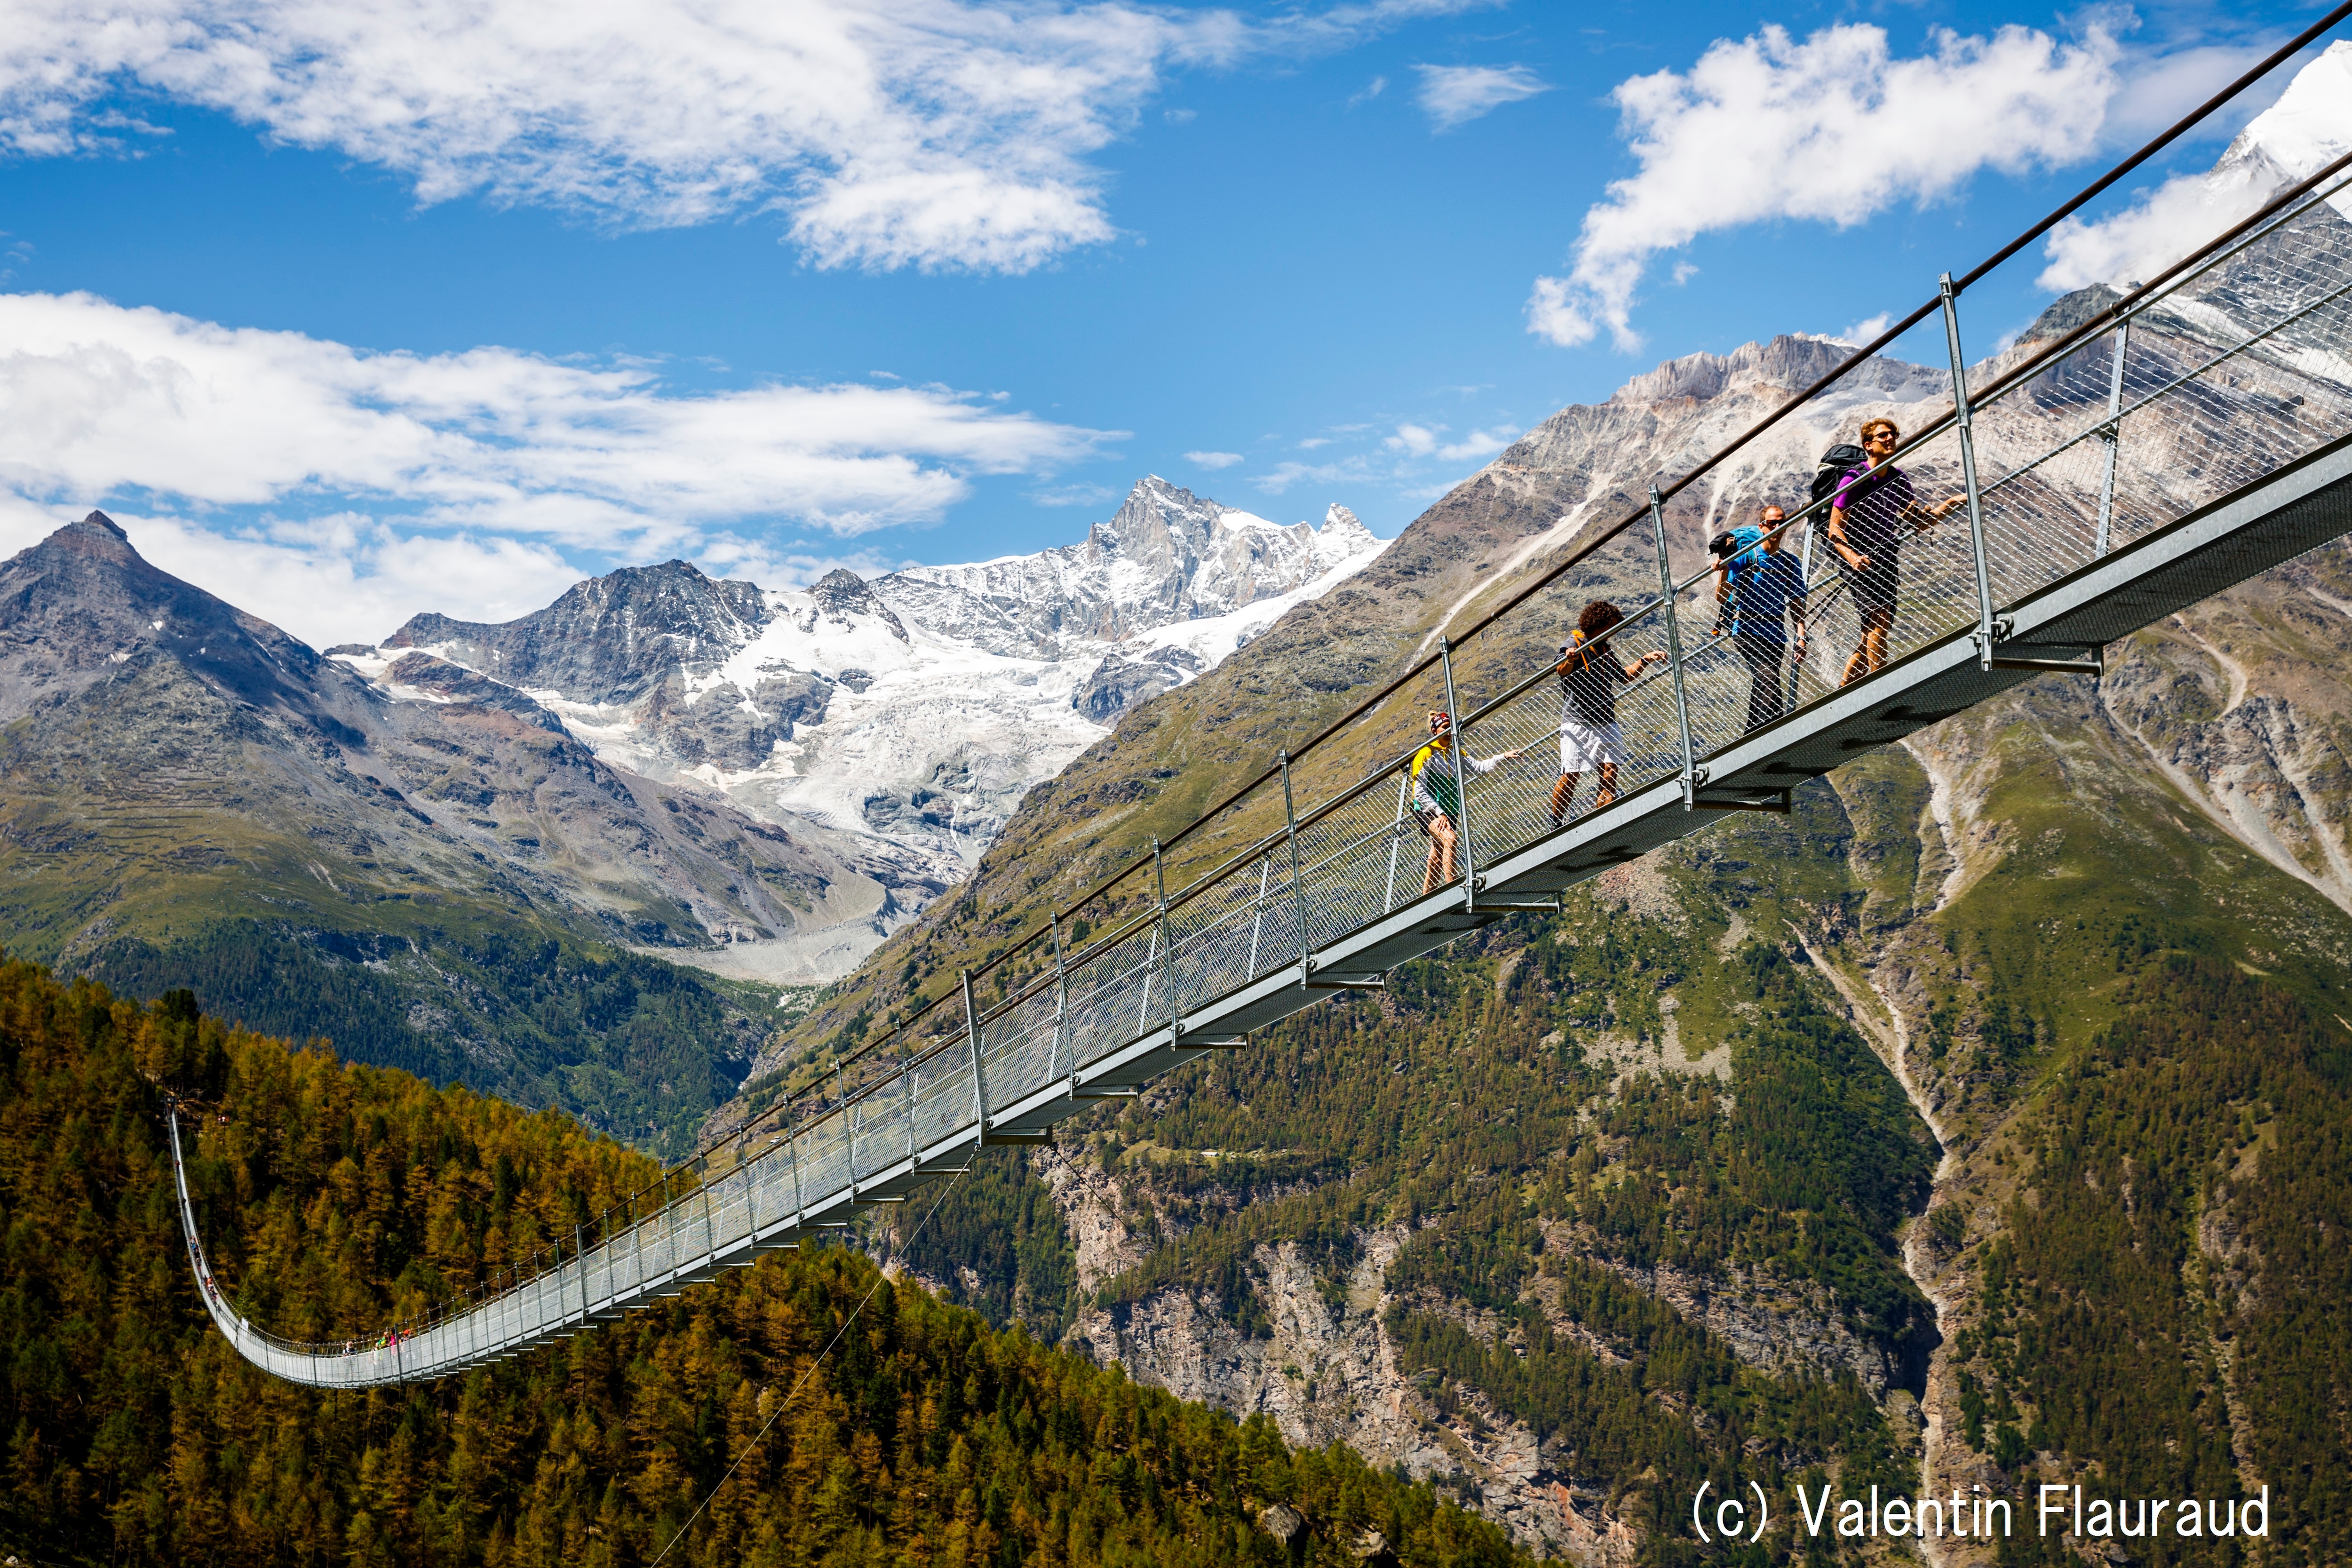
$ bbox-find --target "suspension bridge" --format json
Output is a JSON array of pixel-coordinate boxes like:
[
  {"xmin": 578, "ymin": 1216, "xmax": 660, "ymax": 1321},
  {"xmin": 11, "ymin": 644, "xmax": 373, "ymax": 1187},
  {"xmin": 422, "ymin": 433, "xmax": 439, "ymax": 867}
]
[{"xmin": 171, "ymin": 38, "xmax": 2352, "ymax": 1388}]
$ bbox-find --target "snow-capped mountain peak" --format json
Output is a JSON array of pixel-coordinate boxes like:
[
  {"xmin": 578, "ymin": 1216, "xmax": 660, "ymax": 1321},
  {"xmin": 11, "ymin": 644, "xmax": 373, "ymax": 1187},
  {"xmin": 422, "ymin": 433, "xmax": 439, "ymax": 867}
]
[
  {"xmin": 342, "ymin": 476, "xmax": 1386, "ymax": 983},
  {"xmin": 877, "ymin": 475, "xmax": 1376, "ymax": 657}
]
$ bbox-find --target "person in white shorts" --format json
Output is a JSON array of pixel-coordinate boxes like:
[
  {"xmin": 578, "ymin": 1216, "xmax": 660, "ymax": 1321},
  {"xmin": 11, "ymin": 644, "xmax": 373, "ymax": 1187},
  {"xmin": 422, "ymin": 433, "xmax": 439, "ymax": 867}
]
[{"xmin": 1551, "ymin": 600, "xmax": 1666, "ymax": 825}]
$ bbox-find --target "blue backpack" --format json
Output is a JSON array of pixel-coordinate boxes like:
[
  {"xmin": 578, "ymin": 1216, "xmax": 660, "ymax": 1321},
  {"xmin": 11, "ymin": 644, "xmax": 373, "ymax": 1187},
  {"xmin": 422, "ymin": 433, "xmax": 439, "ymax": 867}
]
[{"xmin": 1712, "ymin": 525, "xmax": 1764, "ymax": 584}]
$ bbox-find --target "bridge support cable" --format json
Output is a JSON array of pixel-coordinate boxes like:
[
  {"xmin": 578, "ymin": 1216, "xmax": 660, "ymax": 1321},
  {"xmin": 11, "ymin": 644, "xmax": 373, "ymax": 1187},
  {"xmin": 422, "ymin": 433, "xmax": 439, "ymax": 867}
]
[
  {"xmin": 1650, "ymin": 484, "xmax": 1700, "ymax": 810},
  {"xmin": 1941, "ymin": 272, "xmax": 2001, "ymax": 671},
  {"xmin": 168, "ymin": 115, "xmax": 2352, "ymax": 1390},
  {"xmin": 1438, "ymin": 637, "xmax": 1478, "ymax": 909}
]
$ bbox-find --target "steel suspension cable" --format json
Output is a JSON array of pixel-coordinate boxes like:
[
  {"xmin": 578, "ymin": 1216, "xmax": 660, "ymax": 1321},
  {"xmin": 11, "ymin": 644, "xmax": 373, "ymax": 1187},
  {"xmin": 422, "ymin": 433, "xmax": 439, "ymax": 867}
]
[{"xmin": 647, "ymin": 1163, "xmax": 971, "ymax": 1566}]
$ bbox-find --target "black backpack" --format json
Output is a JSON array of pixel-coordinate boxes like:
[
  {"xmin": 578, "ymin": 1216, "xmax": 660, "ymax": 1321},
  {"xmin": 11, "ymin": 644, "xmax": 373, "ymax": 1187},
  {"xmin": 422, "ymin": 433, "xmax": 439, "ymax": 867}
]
[{"xmin": 1808, "ymin": 442, "xmax": 1868, "ymax": 506}]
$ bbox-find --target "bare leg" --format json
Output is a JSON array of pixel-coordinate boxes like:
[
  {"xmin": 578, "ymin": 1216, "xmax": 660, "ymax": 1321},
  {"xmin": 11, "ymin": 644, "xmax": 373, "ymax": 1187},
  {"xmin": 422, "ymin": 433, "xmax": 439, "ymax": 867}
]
[
  {"xmin": 1550, "ymin": 772, "xmax": 1581, "ymax": 825},
  {"xmin": 1595, "ymin": 762, "xmax": 1621, "ymax": 808},
  {"xmin": 1422, "ymin": 817, "xmax": 1458, "ymax": 896},
  {"xmin": 1844, "ymin": 606, "xmax": 1894, "ymax": 685}
]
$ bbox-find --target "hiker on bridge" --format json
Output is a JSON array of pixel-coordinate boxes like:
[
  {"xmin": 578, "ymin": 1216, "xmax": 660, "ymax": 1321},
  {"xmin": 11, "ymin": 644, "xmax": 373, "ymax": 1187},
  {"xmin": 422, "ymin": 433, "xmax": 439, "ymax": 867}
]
[
  {"xmin": 1712, "ymin": 505, "xmax": 1807, "ymax": 733},
  {"xmin": 1550, "ymin": 600, "xmax": 1667, "ymax": 827},
  {"xmin": 1410, "ymin": 710, "xmax": 1523, "ymax": 895},
  {"xmin": 1826, "ymin": 418, "xmax": 1966, "ymax": 684}
]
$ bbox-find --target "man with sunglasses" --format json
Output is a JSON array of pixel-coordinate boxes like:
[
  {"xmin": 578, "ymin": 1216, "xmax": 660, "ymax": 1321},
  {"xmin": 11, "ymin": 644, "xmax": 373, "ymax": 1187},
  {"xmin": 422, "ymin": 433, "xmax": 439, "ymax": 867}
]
[
  {"xmin": 1408, "ymin": 710, "xmax": 1523, "ymax": 896},
  {"xmin": 1826, "ymin": 419, "xmax": 1965, "ymax": 684}
]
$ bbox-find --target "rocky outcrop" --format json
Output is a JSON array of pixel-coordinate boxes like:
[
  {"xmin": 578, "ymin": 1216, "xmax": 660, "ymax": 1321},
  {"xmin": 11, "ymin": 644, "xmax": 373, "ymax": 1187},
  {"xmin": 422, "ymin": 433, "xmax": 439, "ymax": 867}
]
[{"xmin": 0, "ymin": 514, "xmax": 866, "ymax": 960}]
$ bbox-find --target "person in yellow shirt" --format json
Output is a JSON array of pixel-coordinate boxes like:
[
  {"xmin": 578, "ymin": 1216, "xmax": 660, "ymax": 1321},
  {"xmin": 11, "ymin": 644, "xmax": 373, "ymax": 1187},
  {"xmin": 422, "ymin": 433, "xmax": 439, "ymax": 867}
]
[{"xmin": 1410, "ymin": 710, "xmax": 1524, "ymax": 895}]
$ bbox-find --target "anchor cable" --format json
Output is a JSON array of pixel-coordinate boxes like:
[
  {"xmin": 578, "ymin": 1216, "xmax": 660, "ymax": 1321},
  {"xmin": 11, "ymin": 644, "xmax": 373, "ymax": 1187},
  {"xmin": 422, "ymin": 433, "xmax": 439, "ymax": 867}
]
[{"xmin": 648, "ymin": 1162, "xmax": 972, "ymax": 1566}]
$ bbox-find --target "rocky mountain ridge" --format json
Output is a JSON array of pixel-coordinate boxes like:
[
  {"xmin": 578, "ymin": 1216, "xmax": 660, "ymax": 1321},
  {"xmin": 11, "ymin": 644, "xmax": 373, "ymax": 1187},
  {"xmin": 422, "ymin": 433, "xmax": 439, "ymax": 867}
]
[
  {"xmin": 357, "ymin": 476, "xmax": 1383, "ymax": 983},
  {"xmin": 0, "ymin": 511, "xmax": 874, "ymax": 1148}
]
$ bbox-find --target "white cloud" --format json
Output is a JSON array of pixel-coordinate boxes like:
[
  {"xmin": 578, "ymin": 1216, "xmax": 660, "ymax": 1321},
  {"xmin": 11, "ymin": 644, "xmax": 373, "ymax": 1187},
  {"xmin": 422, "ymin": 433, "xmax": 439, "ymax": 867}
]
[
  {"xmin": 0, "ymin": 290, "xmax": 1112, "ymax": 540},
  {"xmin": 1184, "ymin": 449, "xmax": 1244, "ymax": 468},
  {"xmin": 1414, "ymin": 63, "xmax": 1549, "ymax": 131},
  {"xmin": 1836, "ymin": 311, "xmax": 1893, "ymax": 345},
  {"xmin": 1384, "ymin": 422, "xmax": 1439, "ymax": 457},
  {"xmin": 1436, "ymin": 425, "xmax": 1518, "ymax": 462},
  {"xmin": 1251, "ymin": 456, "xmax": 1371, "ymax": 494},
  {"xmin": 0, "ymin": 0, "xmax": 1493, "ymax": 274},
  {"xmin": 0, "ymin": 289, "xmax": 1116, "ymax": 643},
  {"xmin": 1527, "ymin": 21, "xmax": 2122, "ymax": 350},
  {"xmin": 2040, "ymin": 41, "xmax": 2352, "ymax": 293},
  {"xmin": 1027, "ymin": 481, "xmax": 1120, "ymax": 506},
  {"xmin": 5, "ymin": 503, "xmax": 596, "ymax": 649},
  {"xmin": 2106, "ymin": 42, "xmax": 2285, "ymax": 144}
]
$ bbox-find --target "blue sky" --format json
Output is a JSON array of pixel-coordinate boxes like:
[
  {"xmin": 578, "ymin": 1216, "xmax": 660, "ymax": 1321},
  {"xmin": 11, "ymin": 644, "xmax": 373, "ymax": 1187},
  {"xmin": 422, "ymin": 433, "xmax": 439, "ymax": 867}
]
[{"xmin": 0, "ymin": 0, "xmax": 2335, "ymax": 646}]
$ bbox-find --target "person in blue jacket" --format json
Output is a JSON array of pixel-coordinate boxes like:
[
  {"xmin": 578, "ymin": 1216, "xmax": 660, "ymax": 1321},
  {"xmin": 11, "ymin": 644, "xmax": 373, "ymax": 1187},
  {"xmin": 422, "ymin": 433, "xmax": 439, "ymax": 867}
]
[{"xmin": 1712, "ymin": 505, "xmax": 1807, "ymax": 732}]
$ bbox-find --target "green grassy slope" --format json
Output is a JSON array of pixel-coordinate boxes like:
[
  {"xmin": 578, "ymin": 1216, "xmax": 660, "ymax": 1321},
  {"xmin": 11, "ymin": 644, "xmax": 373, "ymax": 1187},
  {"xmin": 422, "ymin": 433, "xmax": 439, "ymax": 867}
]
[{"xmin": 0, "ymin": 658, "xmax": 778, "ymax": 1154}]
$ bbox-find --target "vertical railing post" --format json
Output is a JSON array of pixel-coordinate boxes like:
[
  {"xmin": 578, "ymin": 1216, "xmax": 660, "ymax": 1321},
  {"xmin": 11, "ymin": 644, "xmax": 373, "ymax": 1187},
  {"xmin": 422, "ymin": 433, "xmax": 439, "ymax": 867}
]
[
  {"xmin": 1153, "ymin": 838, "xmax": 1180, "ymax": 1041},
  {"xmin": 1438, "ymin": 636, "xmax": 1477, "ymax": 907},
  {"xmin": 1047, "ymin": 912, "xmax": 1071, "ymax": 1090},
  {"xmin": 899, "ymin": 1024, "xmax": 919, "ymax": 1167},
  {"xmin": 961, "ymin": 970, "xmax": 989, "ymax": 1153},
  {"xmin": 699, "ymin": 1154, "xmax": 716, "ymax": 1264},
  {"xmin": 630, "ymin": 1190, "xmax": 644, "ymax": 1298},
  {"xmin": 747, "ymin": 1133, "xmax": 764, "ymax": 1239},
  {"xmin": 575, "ymin": 1224, "xmax": 588, "ymax": 1323},
  {"xmin": 1939, "ymin": 272, "xmax": 1998, "ymax": 669},
  {"xmin": 2094, "ymin": 315, "xmax": 2131, "ymax": 558},
  {"xmin": 657, "ymin": 1170, "xmax": 672, "ymax": 1284},
  {"xmin": 1650, "ymin": 485, "xmax": 1698, "ymax": 809},
  {"xmin": 1280, "ymin": 750, "xmax": 1308, "ymax": 985},
  {"xmin": 837, "ymin": 1061, "xmax": 857, "ymax": 1202},
  {"xmin": 1246, "ymin": 858, "xmax": 1272, "ymax": 975},
  {"xmin": 1136, "ymin": 924, "xmax": 1158, "ymax": 1031},
  {"xmin": 1796, "ymin": 515, "xmax": 1818, "ymax": 708},
  {"xmin": 1382, "ymin": 774, "xmax": 1410, "ymax": 914},
  {"xmin": 787, "ymin": 1118, "xmax": 805, "ymax": 1227}
]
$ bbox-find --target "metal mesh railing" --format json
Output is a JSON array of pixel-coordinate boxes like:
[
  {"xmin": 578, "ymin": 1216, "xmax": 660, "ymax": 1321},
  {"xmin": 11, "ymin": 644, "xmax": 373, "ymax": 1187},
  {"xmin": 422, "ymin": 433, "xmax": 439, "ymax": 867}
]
[{"xmin": 172, "ymin": 136, "xmax": 2352, "ymax": 1386}]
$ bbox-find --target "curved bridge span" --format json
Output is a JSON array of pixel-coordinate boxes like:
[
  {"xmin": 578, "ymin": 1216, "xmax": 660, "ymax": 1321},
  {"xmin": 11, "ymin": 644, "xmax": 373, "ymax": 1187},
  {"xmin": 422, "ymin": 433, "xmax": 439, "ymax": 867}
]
[{"xmin": 172, "ymin": 120, "xmax": 2352, "ymax": 1388}]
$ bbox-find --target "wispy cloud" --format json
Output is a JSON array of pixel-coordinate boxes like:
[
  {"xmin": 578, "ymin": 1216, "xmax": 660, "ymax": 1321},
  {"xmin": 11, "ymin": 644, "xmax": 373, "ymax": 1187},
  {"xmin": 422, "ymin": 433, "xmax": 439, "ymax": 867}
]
[
  {"xmin": 0, "ymin": 0, "xmax": 1497, "ymax": 274},
  {"xmin": 1028, "ymin": 481, "xmax": 1120, "ymax": 506},
  {"xmin": 1436, "ymin": 426, "xmax": 1518, "ymax": 462},
  {"xmin": 0, "ymin": 290, "xmax": 1117, "ymax": 643},
  {"xmin": 1414, "ymin": 63, "xmax": 1549, "ymax": 130},
  {"xmin": 1254, "ymin": 414, "xmax": 1519, "ymax": 495},
  {"xmin": 1526, "ymin": 20, "xmax": 2122, "ymax": 350},
  {"xmin": 2040, "ymin": 42, "xmax": 2352, "ymax": 293},
  {"xmin": 1184, "ymin": 449, "xmax": 1245, "ymax": 468},
  {"xmin": 1835, "ymin": 311, "xmax": 1892, "ymax": 345},
  {"xmin": 1250, "ymin": 457, "xmax": 1365, "ymax": 495},
  {"xmin": 1384, "ymin": 423, "xmax": 1439, "ymax": 457}
]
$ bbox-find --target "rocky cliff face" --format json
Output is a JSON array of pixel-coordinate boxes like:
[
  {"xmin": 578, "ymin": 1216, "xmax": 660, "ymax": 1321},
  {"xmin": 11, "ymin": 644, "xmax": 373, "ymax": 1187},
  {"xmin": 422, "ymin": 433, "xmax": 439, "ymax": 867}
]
[{"xmin": 364, "ymin": 477, "xmax": 1383, "ymax": 983}]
